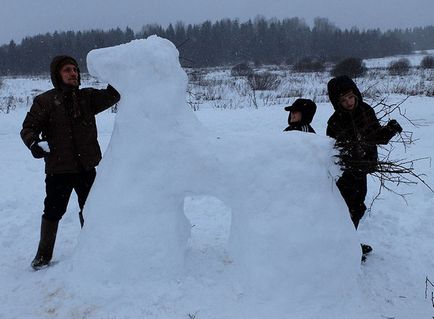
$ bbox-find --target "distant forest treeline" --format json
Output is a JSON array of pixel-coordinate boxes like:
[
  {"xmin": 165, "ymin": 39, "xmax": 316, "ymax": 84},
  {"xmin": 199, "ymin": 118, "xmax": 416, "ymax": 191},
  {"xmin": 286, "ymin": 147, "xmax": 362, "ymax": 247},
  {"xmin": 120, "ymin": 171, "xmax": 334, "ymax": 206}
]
[{"xmin": 1, "ymin": 17, "xmax": 434, "ymax": 75}]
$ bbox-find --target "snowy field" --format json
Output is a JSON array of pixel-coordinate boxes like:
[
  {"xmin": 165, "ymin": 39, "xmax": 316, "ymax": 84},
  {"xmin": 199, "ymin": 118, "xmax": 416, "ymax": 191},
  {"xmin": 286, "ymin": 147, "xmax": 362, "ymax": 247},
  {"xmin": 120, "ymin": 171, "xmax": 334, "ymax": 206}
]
[
  {"xmin": 0, "ymin": 40, "xmax": 434, "ymax": 319},
  {"xmin": 363, "ymin": 49, "xmax": 434, "ymax": 69}
]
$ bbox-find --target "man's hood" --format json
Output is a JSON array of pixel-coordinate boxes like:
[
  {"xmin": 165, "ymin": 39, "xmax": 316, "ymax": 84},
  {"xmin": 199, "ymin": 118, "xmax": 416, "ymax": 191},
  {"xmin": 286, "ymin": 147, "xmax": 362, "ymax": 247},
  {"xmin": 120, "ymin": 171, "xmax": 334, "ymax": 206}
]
[{"xmin": 50, "ymin": 55, "xmax": 81, "ymax": 89}]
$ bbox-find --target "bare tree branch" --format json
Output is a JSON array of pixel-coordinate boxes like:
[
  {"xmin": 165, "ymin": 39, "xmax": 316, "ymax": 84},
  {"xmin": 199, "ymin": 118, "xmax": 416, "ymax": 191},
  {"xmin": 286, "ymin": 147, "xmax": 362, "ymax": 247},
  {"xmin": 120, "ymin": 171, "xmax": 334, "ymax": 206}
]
[{"xmin": 425, "ymin": 277, "xmax": 434, "ymax": 308}]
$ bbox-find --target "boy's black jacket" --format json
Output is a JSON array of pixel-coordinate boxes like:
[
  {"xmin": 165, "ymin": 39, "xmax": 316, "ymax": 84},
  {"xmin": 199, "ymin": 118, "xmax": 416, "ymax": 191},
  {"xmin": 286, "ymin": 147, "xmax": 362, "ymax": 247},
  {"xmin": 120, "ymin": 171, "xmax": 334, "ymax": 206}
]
[
  {"xmin": 284, "ymin": 123, "xmax": 316, "ymax": 133},
  {"xmin": 326, "ymin": 76, "xmax": 397, "ymax": 173}
]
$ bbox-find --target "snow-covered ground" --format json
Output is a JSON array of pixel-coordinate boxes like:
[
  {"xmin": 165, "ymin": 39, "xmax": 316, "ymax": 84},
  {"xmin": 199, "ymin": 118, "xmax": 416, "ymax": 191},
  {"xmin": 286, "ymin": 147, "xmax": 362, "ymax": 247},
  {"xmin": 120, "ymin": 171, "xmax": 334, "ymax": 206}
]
[
  {"xmin": 0, "ymin": 43, "xmax": 434, "ymax": 318},
  {"xmin": 183, "ymin": 54, "xmax": 434, "ymax": 112},
  {"xmin": 363, "ymin": 49, "xmax": 434, "ymax": 68}
]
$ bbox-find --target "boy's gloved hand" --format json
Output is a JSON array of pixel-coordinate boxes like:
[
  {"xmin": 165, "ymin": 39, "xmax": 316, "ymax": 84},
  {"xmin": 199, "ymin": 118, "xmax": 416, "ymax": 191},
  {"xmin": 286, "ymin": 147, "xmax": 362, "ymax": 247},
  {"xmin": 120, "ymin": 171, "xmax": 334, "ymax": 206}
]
[
  {"xmin": 30, "ymin": 140, "xmax": 50, "ymax": 159},
  {"xmin": 387, "ymin": 119, "xmax": 403, "ymax": 134}
]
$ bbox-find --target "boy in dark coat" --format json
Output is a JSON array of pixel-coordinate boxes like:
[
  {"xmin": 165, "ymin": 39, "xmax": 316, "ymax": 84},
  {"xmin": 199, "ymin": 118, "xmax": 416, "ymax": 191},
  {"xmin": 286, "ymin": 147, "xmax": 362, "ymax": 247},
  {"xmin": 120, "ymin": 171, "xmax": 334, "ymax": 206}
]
[
  {"xmin": 283, "ymin": 98, "xmax": 317, "ymax": 133},
  {"xmin": 326, "ymin": 75, "xmax": 402, "ymax": 256}
]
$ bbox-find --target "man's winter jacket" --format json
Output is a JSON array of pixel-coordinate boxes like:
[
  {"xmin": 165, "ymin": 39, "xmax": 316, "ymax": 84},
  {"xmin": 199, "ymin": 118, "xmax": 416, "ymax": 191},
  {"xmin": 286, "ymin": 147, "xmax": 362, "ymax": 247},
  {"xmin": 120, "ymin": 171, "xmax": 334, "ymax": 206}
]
[{"xmin": 21, "ymin": 56, "xmax": 120, "ymax": 174}]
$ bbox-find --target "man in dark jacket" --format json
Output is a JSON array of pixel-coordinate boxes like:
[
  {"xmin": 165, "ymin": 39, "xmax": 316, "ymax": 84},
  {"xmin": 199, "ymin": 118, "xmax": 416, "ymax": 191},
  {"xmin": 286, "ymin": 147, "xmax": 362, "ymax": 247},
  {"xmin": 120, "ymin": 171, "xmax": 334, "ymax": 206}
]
[
  {"xmin": 21, "ymin": 55, "xmax": 120, "ymax": 270},
  {"xmin": 283, "ymin": 98, "xmax": 316, "ymax": 133},
  {"xmin": 326, "ymin": 76, "xmax": 402, "ymax": 256}
]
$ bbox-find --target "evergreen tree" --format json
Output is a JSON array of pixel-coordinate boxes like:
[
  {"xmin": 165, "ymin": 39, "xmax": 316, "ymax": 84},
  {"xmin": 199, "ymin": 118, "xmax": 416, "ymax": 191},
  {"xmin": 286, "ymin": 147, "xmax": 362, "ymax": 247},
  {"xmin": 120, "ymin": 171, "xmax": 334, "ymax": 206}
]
[{"xmin": 1, "ymin": 18, "xmax": 430, "ymax": 75}]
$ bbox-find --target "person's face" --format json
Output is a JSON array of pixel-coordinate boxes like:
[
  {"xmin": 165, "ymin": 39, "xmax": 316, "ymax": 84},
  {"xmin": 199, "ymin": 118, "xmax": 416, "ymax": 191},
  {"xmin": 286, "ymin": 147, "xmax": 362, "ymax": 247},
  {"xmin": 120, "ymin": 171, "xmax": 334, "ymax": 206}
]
[
  {"xmin": 59, "ymin": 64, "xmax": 79, "ymax": 86},
  {"xmin": 339, "ymin": 92, "xmax": 357, "ymax": 111},
  {"xmin": 290, "ymin": 111, "xmax": 302, "ymax": 123}
]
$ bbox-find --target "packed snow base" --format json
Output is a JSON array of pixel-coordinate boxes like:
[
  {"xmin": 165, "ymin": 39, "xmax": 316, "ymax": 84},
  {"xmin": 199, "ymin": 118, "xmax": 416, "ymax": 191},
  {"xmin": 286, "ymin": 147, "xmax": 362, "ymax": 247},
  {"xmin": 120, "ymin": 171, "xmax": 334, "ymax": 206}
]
[{"xmin": 38, "ymin": 36, "xmax": 360, "ymax": 318}]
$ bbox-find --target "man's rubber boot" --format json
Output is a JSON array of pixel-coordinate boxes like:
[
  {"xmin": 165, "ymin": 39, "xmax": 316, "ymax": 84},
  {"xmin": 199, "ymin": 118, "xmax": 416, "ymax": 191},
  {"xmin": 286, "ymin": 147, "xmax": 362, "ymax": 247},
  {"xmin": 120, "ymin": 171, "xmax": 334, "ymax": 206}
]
[{"xmin": 31, "ymin": 217, "xmax": 59, "ymax": 270}]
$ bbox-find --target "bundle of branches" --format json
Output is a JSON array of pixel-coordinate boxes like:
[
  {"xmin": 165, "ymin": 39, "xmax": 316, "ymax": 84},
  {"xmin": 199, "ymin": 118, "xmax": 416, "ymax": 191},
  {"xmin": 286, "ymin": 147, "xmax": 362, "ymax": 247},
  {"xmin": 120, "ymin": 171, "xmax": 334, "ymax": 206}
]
[
  {"xmin": 371, "ymin": 145, "xmax": 432, "ymax": 204},
  {"xmin": 372, "ymin": 94, "xmax": 433, "ymax": 197},
  {"xmin": 333, "ymin": 94, "xmax": 433, "ymax": 211}
]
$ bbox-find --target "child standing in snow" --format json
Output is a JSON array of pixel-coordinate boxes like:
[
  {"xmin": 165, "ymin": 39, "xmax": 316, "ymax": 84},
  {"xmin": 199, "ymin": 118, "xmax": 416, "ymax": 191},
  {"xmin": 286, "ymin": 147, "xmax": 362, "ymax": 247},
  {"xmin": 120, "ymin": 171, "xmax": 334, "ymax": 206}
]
[
  {"xmin": 326, "ymin": 75, "xmax": 402, "ymax": 259},
  {"xmin": 283, "ymin": 98, "xmax": 317, "ymax": 133}
]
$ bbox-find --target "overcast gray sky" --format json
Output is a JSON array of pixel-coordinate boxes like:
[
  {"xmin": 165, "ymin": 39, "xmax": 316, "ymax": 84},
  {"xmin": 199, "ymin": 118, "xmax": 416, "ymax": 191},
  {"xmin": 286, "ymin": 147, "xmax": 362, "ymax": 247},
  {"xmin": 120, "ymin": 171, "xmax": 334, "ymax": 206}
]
[{"xmin": 1, "ymin": 0, "xmax": 433, "ymax": 46}]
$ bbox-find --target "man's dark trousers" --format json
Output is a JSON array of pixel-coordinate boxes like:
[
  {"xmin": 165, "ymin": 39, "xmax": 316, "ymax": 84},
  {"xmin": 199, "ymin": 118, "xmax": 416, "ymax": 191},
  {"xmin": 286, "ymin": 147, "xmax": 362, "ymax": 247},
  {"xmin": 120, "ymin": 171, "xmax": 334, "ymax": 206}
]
[{"xmin": 43, "ymin": 169, "xmax": 96, "ymax": 223}]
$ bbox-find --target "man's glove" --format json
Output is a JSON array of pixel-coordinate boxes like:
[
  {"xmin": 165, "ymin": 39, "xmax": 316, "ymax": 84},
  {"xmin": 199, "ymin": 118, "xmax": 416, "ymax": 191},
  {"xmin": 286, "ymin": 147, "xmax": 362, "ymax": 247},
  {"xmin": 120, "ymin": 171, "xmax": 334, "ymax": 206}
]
[
  {"xmin": 30, "ymin": 140, "xmax": 49, "ymax": 159},
  {"xmin": 387, "ymin": 119, "xmax": 403, "ymax": 134}
]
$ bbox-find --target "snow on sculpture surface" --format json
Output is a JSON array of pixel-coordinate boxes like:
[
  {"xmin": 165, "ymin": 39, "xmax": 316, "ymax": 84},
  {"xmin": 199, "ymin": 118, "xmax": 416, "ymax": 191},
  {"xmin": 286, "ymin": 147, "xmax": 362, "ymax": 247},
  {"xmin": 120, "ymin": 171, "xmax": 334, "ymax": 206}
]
[{"xmin": 68, "ymin": 36, "xmax": 363, "ymax": 318}]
